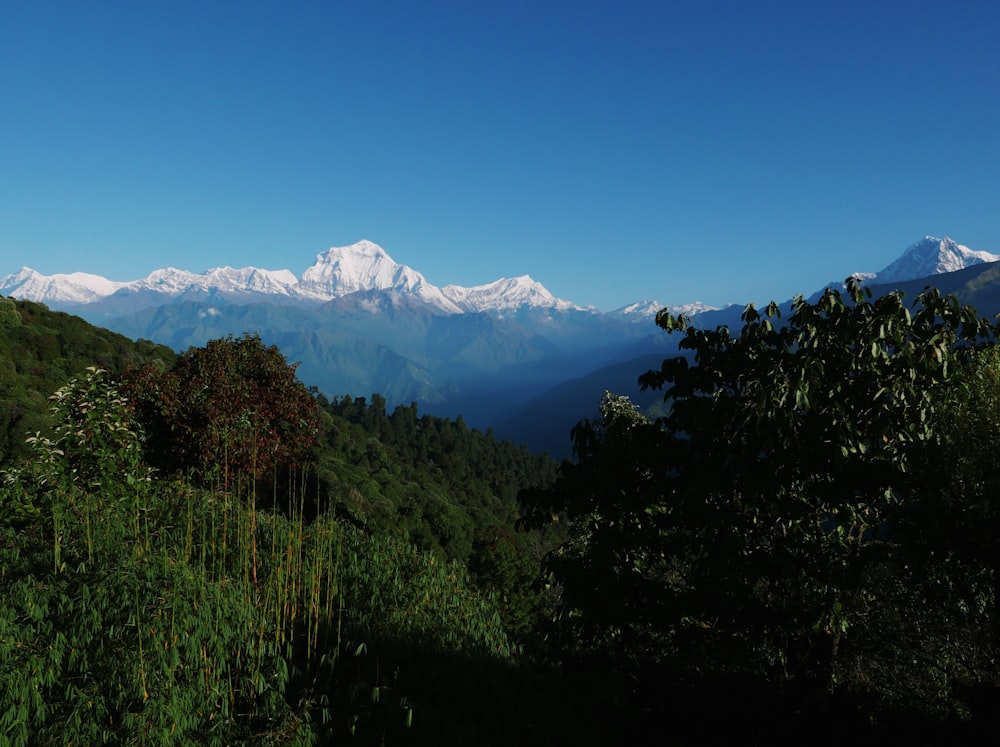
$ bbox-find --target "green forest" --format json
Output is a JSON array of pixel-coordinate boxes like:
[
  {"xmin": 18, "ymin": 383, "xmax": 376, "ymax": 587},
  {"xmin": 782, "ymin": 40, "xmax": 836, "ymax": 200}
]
[{"xmin": 1, "ymin": 283, "xmax": 999, "ymax": 744}]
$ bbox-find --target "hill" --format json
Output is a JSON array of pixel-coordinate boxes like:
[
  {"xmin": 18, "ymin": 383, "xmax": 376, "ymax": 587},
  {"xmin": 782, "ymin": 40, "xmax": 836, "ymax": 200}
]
[{"xmin": 0, "ymin": 297, "xmax": 175, "ymax": 464}]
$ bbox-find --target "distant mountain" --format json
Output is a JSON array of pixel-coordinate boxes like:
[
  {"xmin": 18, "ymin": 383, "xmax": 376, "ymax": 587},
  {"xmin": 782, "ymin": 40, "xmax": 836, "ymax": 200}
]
[
  {"xmin": 873, "ymin": 236, "xmax": 1000, "ymax": 285},
  {"xmin": 442, "ymin": 275, "xmax": 581, "ymax": 314},
  {"xmin": 0, "ymin": 268, "xmax": 127, "ymax": 305},
  {"xmin": 4, "ymin": 235, "xmax": 999, "ymax": 456},
  {"xmin": 0, "ymin": 240, "xmax": 572, "ymax": 317},
  {"xmin": 490, "ymin": 351, "xmax": 672, "ymax": 456},
  {"xmin": 297, "ymin": 240, "xmax": 461, "ymax": 312},
  {"xmin": 862, "ymin": 259, "xmax": 1000, "ymax": 316},
  {"xmin": 818, "ymin": 236, "xmax": 1000, "ymax": 295},
  {"xmin": 490, "ymin": 235, "xmax": 1000, "ymax": 455},
  {"xmin": 1, "ymin": 241, "xmax": 674, "ymax": 440},
  {"xmin": 609, "ymin": 299, "xmax": 718, "ymax": 325}
]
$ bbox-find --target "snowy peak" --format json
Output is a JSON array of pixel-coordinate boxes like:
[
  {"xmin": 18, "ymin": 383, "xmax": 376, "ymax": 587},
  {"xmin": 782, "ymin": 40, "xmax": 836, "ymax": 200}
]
[
  {"xmin": 1, "ymin": 267, "xmax": 126, "ymax": 304},
  {"xmin": 133, "ymin": 267, "xmax": 218, "ymax": 294},
  {"xmin": 442, "ymin": 275, "xmax": 581, "ymax": 313},
  {"xmin": 132, "ymin": 265, "xmax": 299, "ymax": 296},
  {"xmin": 300, "ymin": 240, "xmax": 400, "ymax": 294},
  {"xmin": 874, "ymin": 236, "xmax": 1000, "ymax": 285},
  {"xmin": 609, "ymin": 299, "xmax": 718, "ymax": 323},
  {"xmin": 203, "ymin": 266, "xmax": 298, "ymax": 294},
  {"xmin": 297, "ymin": 241, "xmax": 582, "ymax": 314},
  {"xmin": 667, "ymin": 300, "xmax": 718, "ymax": 317},
  {"xmin": 1, "ymin": 240, "xmax": 578, "ymax": 315},
  {"xmin": 299, "ymin": 240, "xmax": 461, "ymax": 312}
]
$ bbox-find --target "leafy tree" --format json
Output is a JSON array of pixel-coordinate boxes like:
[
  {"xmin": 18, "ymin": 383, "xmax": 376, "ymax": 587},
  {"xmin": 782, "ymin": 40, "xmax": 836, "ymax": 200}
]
[
  {"xmin": 124, "ymin": 333, "xmax": 322, "ymax": 487},
  {"xmin": 0, "ymin": 300, "xmax": 174, "ymax": 466},
  {"xmin": 531, "ymin": 280, "xmax": 1000, "ymax": 730},
  {"xmin": 0, "ymin": 363, "xmax": 526, "ymax": 745},
  {"xmin": 0, "ymin": 297, "xmax": 20, "ymax": 328}
]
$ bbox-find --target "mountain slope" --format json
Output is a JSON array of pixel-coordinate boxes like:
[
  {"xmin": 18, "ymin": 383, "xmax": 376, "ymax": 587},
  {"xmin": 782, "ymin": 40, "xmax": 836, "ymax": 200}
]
[
  {"xmin": 0, "ymin": 240, "xmax": 572, "ymax": 317},
  {"xmin": 873, "ymin": 236, "xmax": 1000, "ymax": 285},
  {"xmin": 5, "ymin": 235, "xmax": 1000, "ymax": 455},
  {"xmin": 0, "ymin": 297, "xmax": 176, "ymax": 465},
  {"xmin": 442, "ymin": 276, "xmax": 581, "ymax": 313},
  {"xmin": 299, "ymin": 240, "xmax": 462, "ymax": 312}
]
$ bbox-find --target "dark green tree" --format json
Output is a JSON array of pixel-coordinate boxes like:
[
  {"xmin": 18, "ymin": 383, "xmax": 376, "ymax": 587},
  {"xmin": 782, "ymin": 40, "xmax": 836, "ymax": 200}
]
[{"xmin": 531, "ymin": 279, "xmax": 1000, "ymax": 731}]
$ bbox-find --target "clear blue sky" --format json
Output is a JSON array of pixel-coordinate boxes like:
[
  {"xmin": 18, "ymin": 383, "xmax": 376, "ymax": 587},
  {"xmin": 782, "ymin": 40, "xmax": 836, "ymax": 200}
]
[{"xmin": 3, "ymin": 0, "xmax": 999, "ymax": 311}]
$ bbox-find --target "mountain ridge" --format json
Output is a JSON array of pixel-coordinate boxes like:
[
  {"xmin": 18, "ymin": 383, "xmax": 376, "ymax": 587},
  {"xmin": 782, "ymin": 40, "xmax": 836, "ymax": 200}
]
[
  {"xmin": 4, "ymin": 235, "xmax": 997, "ymax": 320},
  {"xmin": 1, "ymin": 240, "xmax": 581, "ymax": 317},
  {"xmin": 1, "ymin": 239, "xmax": 718, "ymax": 320},
  {"xmin": 4, "ymin": 235, "xmax": 998, "ymax": 457}
]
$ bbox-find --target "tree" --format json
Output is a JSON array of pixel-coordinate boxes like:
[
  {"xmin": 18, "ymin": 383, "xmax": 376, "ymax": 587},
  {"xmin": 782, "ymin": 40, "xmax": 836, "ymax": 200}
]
[
  {"xmin": 124, "ymin": 333, "xmax": 322, "ymax": 487},
  {"xmin": 531, "ymin": 279, "xmax": 1000, "ymax": 729}
]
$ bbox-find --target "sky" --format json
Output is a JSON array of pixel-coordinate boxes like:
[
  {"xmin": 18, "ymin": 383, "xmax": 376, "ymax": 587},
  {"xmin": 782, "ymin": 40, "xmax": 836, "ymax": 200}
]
[{"xmin": 3, "ymin": 0, "xmax": 999, "ymax": 311}]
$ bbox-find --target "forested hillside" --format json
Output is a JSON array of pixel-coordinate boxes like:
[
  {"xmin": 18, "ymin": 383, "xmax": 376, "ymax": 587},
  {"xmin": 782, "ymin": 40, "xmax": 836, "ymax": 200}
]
[
  {"xmin": 2, "ymin": 288, "xmax": 1000, "ymax": 744},
  {"xmin": 0, "ymin": 300, "xmax": 585, "ymax": 744},
  {"xmin": 0, "ymin": 297, "xmax": 176, "ymax": 464}
]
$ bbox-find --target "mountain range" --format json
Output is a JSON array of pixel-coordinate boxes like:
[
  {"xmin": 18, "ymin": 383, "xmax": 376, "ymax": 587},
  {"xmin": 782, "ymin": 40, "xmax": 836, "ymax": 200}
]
[
  {"xmin": 3, "ymin": 235, "xmax": 999, "ymax": 455},
  {"xmin": 0, "ymin": 240, "xmax": 615, "ymax": 317}
]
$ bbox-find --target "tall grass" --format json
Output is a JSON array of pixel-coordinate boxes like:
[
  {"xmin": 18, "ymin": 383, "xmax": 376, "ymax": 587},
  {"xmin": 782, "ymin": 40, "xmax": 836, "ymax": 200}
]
[{"xmin": 0, "ymin": 368, "xmax": 513, "ymax": 744}]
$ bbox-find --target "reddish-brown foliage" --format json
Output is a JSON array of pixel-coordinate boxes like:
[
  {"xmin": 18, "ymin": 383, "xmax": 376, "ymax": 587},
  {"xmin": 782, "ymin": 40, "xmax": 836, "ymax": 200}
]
[{"xmin": 123, "ymin": 333, "xmax": 322, "ymax": 486}]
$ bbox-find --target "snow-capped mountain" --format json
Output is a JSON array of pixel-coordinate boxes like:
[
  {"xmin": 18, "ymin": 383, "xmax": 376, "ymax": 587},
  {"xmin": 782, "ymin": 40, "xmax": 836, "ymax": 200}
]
[
  {"xmin": 0, "ymin": 240, "xmax": 572, "ymax": 316},
  {"xmin": 872, "ymin": 236, "xmax": 999, "ymax": 286},
  {"xmin": 4, "ymin": 234, "xmax": 1000, "ymax": 457},
  {"xmin": 609, "ymin": 299, "xmax": 718, "ymax": 322},
  {"xmin": 1, "ymin": 268, "xmax": 127, "ymax": 304},
  {"xmin": 133, "ymin": 266, "xmax": 300, "ymax": 297},
  {"xmin": 5, "ymin": 236, "xmax": 998, "ymax": 321},
  {"xmin": 821, "ymin": 236, "xmax": 999, "ymax": 299},
  {"xmin": 0, "ymin": 265, "xmax": 301, "ymax": 306},
  {"xmin": 298, "ymin": 240, "xmax": 461, "ymax": 312},
  {"xmin": 442, "ymin": 275, "xmax": 582, "ymax": 313}
]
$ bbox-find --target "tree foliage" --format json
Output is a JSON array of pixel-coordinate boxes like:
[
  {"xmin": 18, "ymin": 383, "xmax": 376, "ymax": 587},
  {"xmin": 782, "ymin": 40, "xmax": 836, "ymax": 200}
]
[
  {"xmin": 0, "ymin": 299, "xmax": 174, "ymax": 466},
  {"xmin": 0, "ymin": 363, "xmax": 534, "ymax": 745},
  {"xmin": 124, "ymin": 333, "xmax": 323, "ymax": 487},
  {"xmin": 530, "ymin": 279, "xmax": 1000, "ymax": 731}
]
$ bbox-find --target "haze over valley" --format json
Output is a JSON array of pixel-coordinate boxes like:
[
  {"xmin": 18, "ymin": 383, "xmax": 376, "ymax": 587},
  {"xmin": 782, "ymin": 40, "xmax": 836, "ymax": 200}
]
[{"xmin": 4, "ymin": 235, "xmax": 998, "ymax": 454}]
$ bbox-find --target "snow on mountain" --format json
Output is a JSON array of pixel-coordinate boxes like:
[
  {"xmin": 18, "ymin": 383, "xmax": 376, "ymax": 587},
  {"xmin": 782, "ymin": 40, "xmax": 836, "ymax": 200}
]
[
  {"xmin": 817, "ymin": 236, "xmax": 999, "ymax": 298},
  {"xmin": 5, "ymin": 237, "xmax": 999, "ymax": 319},
  {"xmin": 130, "ymin": 267, "xmax": 220, "ymax": 295},
  {"xmin": 129, "ymin": 266, "xmax": 299, "ymax": 296},
  {"xmin": 0, "ymin": 240, "xmax": 573, "ymax": 314},
  {"xmin": 442, "ymin": 275, "xmax": 581, "ymax": 313},
  {"xmin": 0, "ymin": 268, "xmax": 126, "ymax": 304},
  {"xmin": 205, "ymin": 266, "xmax": 298, "ymax": 295},
  {"xmin": 872, "ymin": 236, "xmax": 1000, "ymax": 285},
  {"xmin": 298, "ymin": 240, "xmax": 461, "ymax": 312},
  {"xmin": 669, "ymin": 300, "xmax": 718, "ymax": 317},
  {"xmin": 608, "ymin": 299, "xmax": 719, "ymax": 324}
]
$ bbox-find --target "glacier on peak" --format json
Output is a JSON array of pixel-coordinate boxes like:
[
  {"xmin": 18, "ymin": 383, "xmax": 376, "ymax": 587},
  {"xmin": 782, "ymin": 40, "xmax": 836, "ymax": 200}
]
[
  {"xmin": 0, "ymin": 240, "xmax": 573, "ymax": 315},
  {"xmin": 1, "ymin": 268, "xmax": 126, "ymax": 303},
  {"xmin": 299, "ymin": 240, "xmax": 461, "ymax": 312},
  {"xmin": 442, "ymin": 275, "xmax": 582, "ymax": 313},
  {"xmin": 873, "ymin": 236, "xmax": 1000, "ymax": 285},
  {"xmin": 609, "ymin": 299, "xmax": 719, "ymax": 323},
  {"xmin": 4, "ymin": 237, "xmax": 999, "ymax": 319},
  {"xmin": 817, "ymin": 236, "xmax": 999, "ymax": 298}
]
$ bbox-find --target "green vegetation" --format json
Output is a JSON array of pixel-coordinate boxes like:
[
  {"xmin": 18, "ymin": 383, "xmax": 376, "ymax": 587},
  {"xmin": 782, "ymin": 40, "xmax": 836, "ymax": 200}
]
[
  {"xmin": 0, "ymin": 298, "xmax": 175, "ymax": 465},
  {"xmin": 4, "ymin": 282, "xmax": 1000, "ymax": 743},
  {"xmin": 527, "ymin": 279, "xmax": 1000, "ymax": 741},
  {"xmin": 0, "ymin": 303, "xmax": 583, "ymax": 744},
  {"xmin": 0, "ymin": 367, "xmax": 523, "ymax": 744}
]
